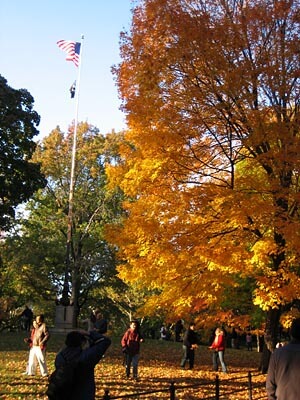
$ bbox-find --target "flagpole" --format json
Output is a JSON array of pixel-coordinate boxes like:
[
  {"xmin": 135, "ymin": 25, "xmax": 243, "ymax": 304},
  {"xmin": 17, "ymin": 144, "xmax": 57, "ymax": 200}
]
[{"xmin": 62, "ymin": 34, "xmax": 84, "ymax": 306}]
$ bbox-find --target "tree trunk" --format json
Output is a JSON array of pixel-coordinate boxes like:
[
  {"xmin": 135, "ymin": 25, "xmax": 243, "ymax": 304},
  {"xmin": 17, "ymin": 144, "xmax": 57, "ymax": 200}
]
[
  {"xmin": 71, "ymin": 259, "xmax": 81, "ymax": 329},
  {"xmin": 259, "ymin": 307, "xmax": 281, "ymax": 373}
]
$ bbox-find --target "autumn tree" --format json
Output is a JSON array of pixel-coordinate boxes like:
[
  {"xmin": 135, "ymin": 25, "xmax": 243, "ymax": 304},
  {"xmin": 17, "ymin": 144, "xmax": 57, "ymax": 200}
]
[{"xmin": 107, "ymin": 0, "xmax": 300, "ymax": 371}]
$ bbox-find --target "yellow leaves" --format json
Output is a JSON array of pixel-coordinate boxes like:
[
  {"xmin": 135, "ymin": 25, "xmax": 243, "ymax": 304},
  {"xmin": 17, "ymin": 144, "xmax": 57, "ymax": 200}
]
[
  {"xmin": 1, "ymin": 332, "xmax": 268, "ymax": 399},
  {"xmin": 253, "ymin": 269, "xmax": 300, "ymax": 310},
  {"xmin": 280, "ymin": 309, "xmax": 300, "ymax": 329},
  {"xmin": 250, "ymin": 239, "xmax": 277, "ymax": 269}
]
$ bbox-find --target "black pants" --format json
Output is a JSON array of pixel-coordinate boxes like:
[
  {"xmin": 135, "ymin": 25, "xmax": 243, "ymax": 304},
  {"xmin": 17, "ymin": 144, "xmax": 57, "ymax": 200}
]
[{"xmin": 180, "ymin": 345, "xmax": 195, "ymax": 369}]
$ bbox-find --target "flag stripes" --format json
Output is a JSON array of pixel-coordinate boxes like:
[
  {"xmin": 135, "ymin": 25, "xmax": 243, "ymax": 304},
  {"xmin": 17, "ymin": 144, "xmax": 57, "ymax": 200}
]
[{"xmin": 57, "ymin": 40, "xmax": 81, "ymax": 67}]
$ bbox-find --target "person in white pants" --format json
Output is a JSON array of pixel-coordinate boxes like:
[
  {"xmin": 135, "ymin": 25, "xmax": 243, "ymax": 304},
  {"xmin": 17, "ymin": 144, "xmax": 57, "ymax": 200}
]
[
  {"xmin": 23, "ymin": 320, "xmax": 38, "ymax": 374},
  {"xmin": 27, "ymin": 314, "xmax": 50, "ymax": 377}
]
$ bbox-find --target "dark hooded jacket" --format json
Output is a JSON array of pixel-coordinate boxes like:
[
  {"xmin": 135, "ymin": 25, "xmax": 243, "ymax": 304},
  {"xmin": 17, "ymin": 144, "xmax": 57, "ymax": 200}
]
[
  {"xmin": 266, "ymin": 341, "xmax": 300, "ymax": 400},
  {"xmin": 54, "ymin": 331, "xmax": 111, "ymax": 400}
]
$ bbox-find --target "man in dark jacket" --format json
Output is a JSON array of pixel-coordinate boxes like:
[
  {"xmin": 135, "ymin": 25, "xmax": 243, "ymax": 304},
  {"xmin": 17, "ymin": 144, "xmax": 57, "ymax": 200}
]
[
  {"xmin": 180, "ymin": 322, "xmax": 199, "ymax": 370},
  {"xmin": 266, "ymin": 318, "xmax": 300, "ymax": 400},
  {"xmin": 52, "ymin": 330, "xmax": 111, "ymax": 400}
]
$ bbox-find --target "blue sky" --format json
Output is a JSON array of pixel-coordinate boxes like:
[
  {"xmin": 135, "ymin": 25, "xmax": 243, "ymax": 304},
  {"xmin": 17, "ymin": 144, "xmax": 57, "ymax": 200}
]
[{"xmin": 0, "ymin": 1, "xmax": 134, "ymax": 139}]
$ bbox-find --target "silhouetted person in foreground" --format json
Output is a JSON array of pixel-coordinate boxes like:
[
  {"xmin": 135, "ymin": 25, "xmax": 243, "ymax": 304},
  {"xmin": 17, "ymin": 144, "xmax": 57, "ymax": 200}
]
[
  {"xmin": 266, "ymin": 318, "xmax": 300, "ymax": 400},
  {"xmin": 48, "ymin": 330, "xmax": 111, "ymax": 400}
]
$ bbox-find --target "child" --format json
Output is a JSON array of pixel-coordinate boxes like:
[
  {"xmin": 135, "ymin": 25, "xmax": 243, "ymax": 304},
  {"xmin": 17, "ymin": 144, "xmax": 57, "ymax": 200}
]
[{"xmin": 121, "ymin": 320, "xmax": 144, "ymax": 380}]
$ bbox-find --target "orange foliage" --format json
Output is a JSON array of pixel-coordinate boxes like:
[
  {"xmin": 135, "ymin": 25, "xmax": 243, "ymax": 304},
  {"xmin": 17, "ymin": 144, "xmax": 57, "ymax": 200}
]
[{"xmin": 106, "ymin": 0, "xmax": 300, "ymax": 332}]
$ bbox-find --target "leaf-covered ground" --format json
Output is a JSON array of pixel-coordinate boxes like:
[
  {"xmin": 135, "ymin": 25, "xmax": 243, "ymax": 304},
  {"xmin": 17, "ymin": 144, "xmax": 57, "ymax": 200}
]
[{"xmin": 0, "ymin": 332, "xmax": 267, "ymax": 399}]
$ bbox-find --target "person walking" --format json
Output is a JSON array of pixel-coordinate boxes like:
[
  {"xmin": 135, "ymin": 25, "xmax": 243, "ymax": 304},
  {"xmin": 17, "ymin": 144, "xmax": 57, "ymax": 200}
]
[
  {"xmin": 27, "ymin": 314, "xmax": 50, "ymax": 377},
  {"xmin": 180, "ymin": 322, "xmax": 199, "ymax": 370},
  {"xmin": 266, "ymin": 318, "xmax": 300, "ymax": 400},
  {"xmin": 47, "ymin": 330, "xmax": 111, "ymax": 400},
  {"xmin": 209, "ymin": 327, "xmax": 227, "ymax": 373},
  {"xmin": 121, "ymin": 320, "xmax": 144, "ymax": 380}
]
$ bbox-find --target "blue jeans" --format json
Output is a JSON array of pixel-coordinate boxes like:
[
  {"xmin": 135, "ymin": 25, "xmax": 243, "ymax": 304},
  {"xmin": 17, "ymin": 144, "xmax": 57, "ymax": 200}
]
[
  {"xmin": 212, "ymin": 350, "xmax": 227, "ymax": 372},
  {"xmin": 125, "ymin": 353, "xmax": 139, "ymax": 378},
  {"xmin": 180, "ymin": 345, "xmax": 195, "ymax": 369}
]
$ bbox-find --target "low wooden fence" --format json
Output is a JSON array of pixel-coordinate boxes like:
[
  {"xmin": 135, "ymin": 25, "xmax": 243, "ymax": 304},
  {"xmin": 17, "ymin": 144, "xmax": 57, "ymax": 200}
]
[{"xmin": 100, "ymin": 371, "xmax": 266, "ymax": 400}]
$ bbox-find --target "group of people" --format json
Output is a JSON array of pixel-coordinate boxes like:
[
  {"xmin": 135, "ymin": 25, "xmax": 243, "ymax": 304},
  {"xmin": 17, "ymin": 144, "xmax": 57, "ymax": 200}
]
[
  {"xmin": 22, "ymin": 315, "xmax": 227, "ymax": 382},
  {"xmin": 122, "ymin": 320, "xmax": 228, "ymax": 378},
  {"xmin": 160, "ymin": 319, "xmax": 184, "ymax": 342},
  {"xmin": 179, "ymin": 319, "xmax": 300, "ymax": 399},
  {"xmin": 180, "ymin": 323, "xmax": 227, "ymax": 373},
  {"xmin": 22, "ymin": 311, "xmax": 143, "ymax": 398},
  {"xmin": 21, "ymin": 309, "xmax": 300, "ymax": 400}
]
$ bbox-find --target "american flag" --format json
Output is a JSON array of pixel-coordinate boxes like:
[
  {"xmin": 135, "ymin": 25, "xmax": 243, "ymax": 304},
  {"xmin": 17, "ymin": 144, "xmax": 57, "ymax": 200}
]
[{"xmin": 57, "ymin": 40, "xmax": 81, "ymax": 67}]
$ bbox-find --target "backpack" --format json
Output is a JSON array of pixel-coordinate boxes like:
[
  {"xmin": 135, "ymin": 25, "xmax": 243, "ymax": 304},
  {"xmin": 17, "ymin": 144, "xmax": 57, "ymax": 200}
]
[{"xmin": 45, "ymin": 355, "xmax": 80, "ymax": 400}]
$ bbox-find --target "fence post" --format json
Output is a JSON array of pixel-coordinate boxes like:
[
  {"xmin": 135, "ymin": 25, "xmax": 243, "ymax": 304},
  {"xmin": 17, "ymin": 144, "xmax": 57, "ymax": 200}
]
[
  {"xmin": 103, "ymin": 389, "xmax": 111, "ymax": 400},
  {"xmin": 215, "ymin": 374, "xmax": 220, "ymax": 400},
  {"xmin": 169, "ymin": 381, "xmax": 176, "ymax": 400},
  {"xmin": 248, "ymin": 371, "xmax": 253, "ymax": 400}
]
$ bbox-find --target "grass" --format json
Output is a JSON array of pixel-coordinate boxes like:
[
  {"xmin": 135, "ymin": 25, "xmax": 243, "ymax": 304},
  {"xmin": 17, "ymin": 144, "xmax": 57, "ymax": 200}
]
[{"xmin": 0, "ymin": 331, "xmax": 267, "ymax": 399}]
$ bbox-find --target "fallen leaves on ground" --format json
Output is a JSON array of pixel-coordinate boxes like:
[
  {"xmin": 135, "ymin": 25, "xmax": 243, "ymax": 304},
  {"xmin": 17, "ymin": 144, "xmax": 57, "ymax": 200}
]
[{"xmin": 0, "ymin": 332, "xmax": 267, "ymax": 399}]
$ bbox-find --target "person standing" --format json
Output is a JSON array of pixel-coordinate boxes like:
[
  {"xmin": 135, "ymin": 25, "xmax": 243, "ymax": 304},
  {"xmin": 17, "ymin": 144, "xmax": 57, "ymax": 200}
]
[
  {"xmin": 94, "ymin": 311, "xmax": 108, "ymax": 334},
  {"xmin": 209, "ymin": 327, "xmax": 227, "ymax": 373},
  {"xmin": 28, "ymin": 314, "xmax": 50, "ymax": 376},
  {"xmin": 246, "ymin": 331, "xmax": 253, "ymax": 351},
  {"xmin": 20, "ymin": 305, "xmax": 33, "ymax": 332},
  {"xmin": 81, "ymin": 310, "xmax": 96, "ymax": 332},
  {"xmin": 23, "ymin": 320, "xmax": 38, "ymax": 375},
  {"xmin": 47, "ymin": 330, "xmax": 111, "ymax": 400},
  {"xmin": 231, "ymin": 328, "xmax": 238, "ymax": 348},
  {"xmin": 174, "ymin": 319, "xmax": 184, "ymax": 342},
  {"xmin": 121, "ymin": 320, "xmax": 144, "ymax": 380},
  {"xmin": 266, "ymin": 318, "xmax": 300, "ymax": 400},
  {"xmin": 180, "ymin": 322, "xmax": 199, "ymax": 370},
  {"xmin": 160, "ymin": 325, "xmax": 168, "ymax": 340}
]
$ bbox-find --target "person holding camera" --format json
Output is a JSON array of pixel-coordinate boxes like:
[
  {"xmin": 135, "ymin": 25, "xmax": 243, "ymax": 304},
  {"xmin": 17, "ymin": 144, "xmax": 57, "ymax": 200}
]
[{"xmin": 51, "ymin": 330, "xmax": 111, "ymax": 400}]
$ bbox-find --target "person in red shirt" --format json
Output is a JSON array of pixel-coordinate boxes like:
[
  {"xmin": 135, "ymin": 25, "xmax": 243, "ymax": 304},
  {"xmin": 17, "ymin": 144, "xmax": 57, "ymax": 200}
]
[
  {"xmin": 23, "ymin": 320, "xmax": 37, "ymax": 375},
  {"xmin": 121, "ymin": 320, "xmax": 144, "ymax": 380},
  {"xmin": 209, "ymin": 327, "xmax": 228, "ymax": 373}
]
